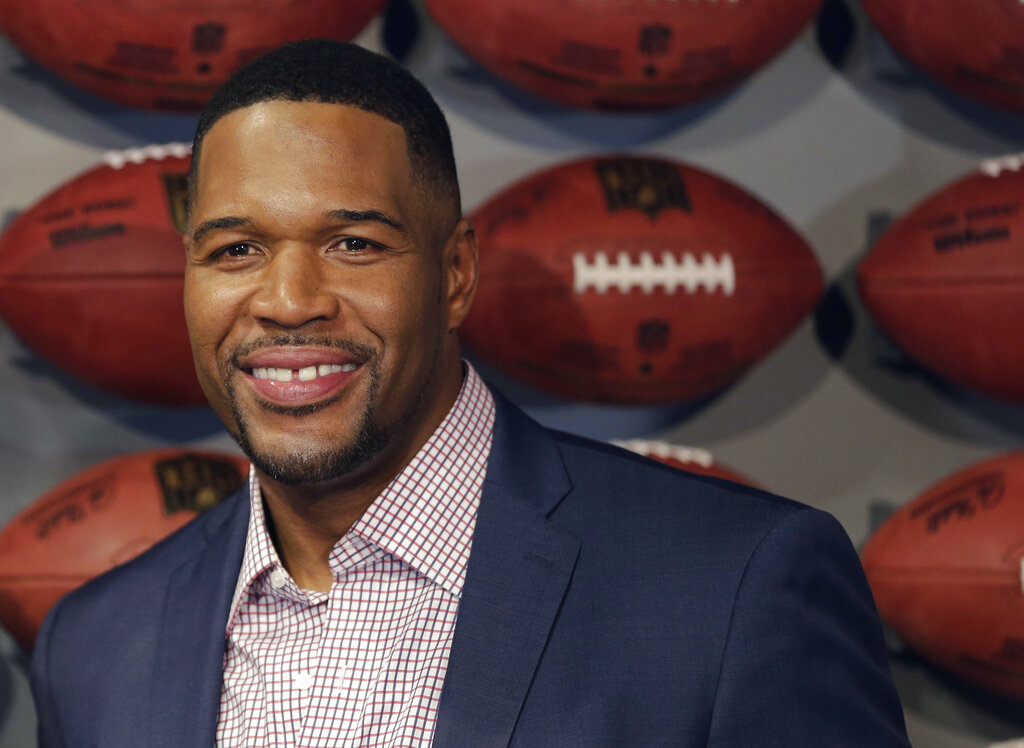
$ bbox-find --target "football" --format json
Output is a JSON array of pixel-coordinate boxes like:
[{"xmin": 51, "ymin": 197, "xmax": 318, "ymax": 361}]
[
  {"xmin": 0, "ymin": 448, "xmax": 249, "ymax": 651},
  {"xmin": 862, "ymin": 0, "xmax": 1024, "ymax": 113},
  {"xmin": 861, "ymin": 450, "xmax": 1024, "ymax": 700},
  {"xmin": 858, "ymin": 153, "xmax": 1024, "ymax": 403},
  {"xmin": 613, "ymin": 439, "xmax": 757, "ymax": 487},
  {"xmin": 0, "ymin": 144, "xmax": 206, "ymax": 405},
  {"xmin": 426, "ymin": 0, "xmax": 824, "ymax": 110},
  {"xmin": 0, "ymin": 0, "xmax": 387, "ymax": 110},
  {"xmin": 0, "ymin": 143, "xmax": 209, "ymax": 405},
  {"xmin": 462, "ymin": 155, "xmax": 823, "ymax": 403}
]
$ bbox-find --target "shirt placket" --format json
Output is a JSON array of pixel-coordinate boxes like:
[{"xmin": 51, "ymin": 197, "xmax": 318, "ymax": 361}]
[
  {"xmin": 266, "ymin": 578, "xmax": 327, "ymax": 747},
  {"xmin": 297, "ymin": 538, "xmax": 378, "ymax": 748}
]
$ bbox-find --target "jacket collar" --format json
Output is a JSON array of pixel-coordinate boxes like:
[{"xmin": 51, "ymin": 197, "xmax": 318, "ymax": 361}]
[
  {"xmin": 149, "ymin": 488, "xmax": 250, "ymax": 747},
  {"xmin": 432, "ymin": 391, "xmax": 581, "ymax": 747}
]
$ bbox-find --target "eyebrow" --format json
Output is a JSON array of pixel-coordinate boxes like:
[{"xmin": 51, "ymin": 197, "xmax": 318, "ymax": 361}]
[
  {"xmin": 326, "ymin": 208, "xmax": 406, "ymax": 233},
  {"xmin": 190, "ymin": 209, "xmax": 407, "ymax": 244},
  {"xmin": 190, "ymin": 216, "xmax": 253, "ymax": 244}
]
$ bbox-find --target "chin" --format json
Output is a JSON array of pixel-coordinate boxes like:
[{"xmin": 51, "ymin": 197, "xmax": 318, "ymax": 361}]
[
  {"xmin": 247, "ymin": 438, "xmax": 387, "ymax": 486},
  {"xmin": 235, "ymin": 403, "xmax": 390, "ymax": 487}
]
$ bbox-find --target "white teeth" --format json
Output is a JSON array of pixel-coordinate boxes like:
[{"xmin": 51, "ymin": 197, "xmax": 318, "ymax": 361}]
[{"xmin": 252, "ymin": 363, "xmax": 356, "ymax": 382}]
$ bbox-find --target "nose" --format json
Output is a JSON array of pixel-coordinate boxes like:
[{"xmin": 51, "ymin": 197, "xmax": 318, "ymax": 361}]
[{"xmin": 248, "ymin": 246, "xmax": 339, "ymax": 329}]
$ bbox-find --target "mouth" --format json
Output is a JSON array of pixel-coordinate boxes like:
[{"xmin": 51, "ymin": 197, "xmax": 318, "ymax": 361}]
[{"xmin": 237, "ymin": 347, "xmax": 368, "ymax": 407}]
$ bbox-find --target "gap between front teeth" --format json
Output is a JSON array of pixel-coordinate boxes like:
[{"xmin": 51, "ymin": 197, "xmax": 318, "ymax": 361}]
[{"xmin": 252, "ymin": 363, "xmax": 356, "ymax": 382}]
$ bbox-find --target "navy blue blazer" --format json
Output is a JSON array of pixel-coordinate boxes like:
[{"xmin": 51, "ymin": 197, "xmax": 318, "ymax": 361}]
[{"xmin": 32, "ymin": 393, "xmax": 910, "ymax": 746}]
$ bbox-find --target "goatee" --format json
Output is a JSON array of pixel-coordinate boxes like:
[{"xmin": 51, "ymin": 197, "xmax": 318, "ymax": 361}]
[{"xmin": 225, "ymin": 336, "xmax": 387, "ymax": 485}]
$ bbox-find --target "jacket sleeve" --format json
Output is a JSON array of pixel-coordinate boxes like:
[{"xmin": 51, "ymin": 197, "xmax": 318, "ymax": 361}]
[
  {"xmin": 30, "ymin": 597, "xmax": 66, "ymax": 748},
  {"xmin": 705, "ymin": 507, "xmax": 911, "ymax": 747}
]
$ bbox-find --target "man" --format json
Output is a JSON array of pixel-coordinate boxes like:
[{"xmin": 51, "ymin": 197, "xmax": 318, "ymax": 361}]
[{"xmin": 31, "ymin": 40, "xmax": 910, "ymax": 747}]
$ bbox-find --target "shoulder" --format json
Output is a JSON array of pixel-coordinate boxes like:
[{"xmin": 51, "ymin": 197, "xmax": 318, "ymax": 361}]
[
  {"xmin": 38, "ymin": 486, "xmax": 247, "ymax": 641},
  {"xmin": 549, "ymin": 428, "xmax": 816, "ymax": 545},
  {"xmin": 484, "ymin": 389, "xmax": 835, "ymax": 575},
  {"xmin": 521, "ymin": 427, "xmax": 861, "ymax": 627},
  {"xmin": 31, "ymin": 489, "xmax": 249, "ymax": 745}
]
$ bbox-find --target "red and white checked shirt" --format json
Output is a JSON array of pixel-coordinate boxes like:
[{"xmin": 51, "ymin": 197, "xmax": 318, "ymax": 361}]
[{"xmin": 216, "ymin": 365, "xmax": 495, "ymax": 747}]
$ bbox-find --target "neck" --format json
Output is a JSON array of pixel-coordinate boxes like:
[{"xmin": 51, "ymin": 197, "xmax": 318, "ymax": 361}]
[{"xmin": 260, "ymin": 483, "xmax": 379, "ymax": 592}]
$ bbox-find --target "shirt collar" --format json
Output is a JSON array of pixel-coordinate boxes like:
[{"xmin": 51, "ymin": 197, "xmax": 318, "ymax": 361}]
[{"xmin": 347, "ymin": 364, "xmax": 494, "ymax": 598}]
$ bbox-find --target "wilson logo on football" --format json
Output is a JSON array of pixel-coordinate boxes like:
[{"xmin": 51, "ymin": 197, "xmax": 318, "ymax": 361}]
[
  {"xmin": 909, "ymin": 472, "xmax": 1005, "ymax": 534},
  {"xmin": 572, "ymin": 251, "xmax": 735, "ymax": 296}
]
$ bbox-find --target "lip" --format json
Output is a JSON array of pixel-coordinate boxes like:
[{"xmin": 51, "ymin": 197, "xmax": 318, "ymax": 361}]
[
  {"xmin": 239, "ymin": 347, "xmax": 364, "ymax": 370},
  {"xmin": 236, "ymin": 347, "xmax": 366, "ymax": 407}
]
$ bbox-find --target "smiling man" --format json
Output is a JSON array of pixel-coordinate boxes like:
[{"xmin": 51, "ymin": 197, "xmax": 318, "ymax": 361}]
[
  {"xmin": 31, "ymin": 41, "xmax": 910, "ymax": 747},
  {"xmin": 184, "ymin": 95, "xmax": 476, "ymax": 597}
]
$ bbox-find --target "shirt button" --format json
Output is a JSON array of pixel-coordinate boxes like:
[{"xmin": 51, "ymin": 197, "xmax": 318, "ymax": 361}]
[
  {"xmin": 269, "ymin": 568, "xmax": 287, "ymax": 589},
  {"xmin": 334, "ymin": 666, "xmax": 350, "ymax": 693},
  {"xmin": 294, "ymin": 672, "xmax": 314, "ymax": 691}
]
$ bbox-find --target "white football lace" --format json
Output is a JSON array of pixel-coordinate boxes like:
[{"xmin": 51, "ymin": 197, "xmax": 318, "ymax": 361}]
[
  {"xmin": 612, "ymin": 439, "xmax": 714, "ymax": 468},
  {"xmin": 979, "ymin": 153, "xmax": 1024, "ymax": 178},
  {"xmin": 103, "ymin": 143, "xmax": 191, "ymax": 170},
  {"xmin": 573, "ymin": 251, "xmax": 735, "ymax": 296}
]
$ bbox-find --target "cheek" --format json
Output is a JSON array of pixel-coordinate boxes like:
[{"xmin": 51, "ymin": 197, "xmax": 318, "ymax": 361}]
[
  {"xmin": 392, "ymin": 279, "xmax": 449, "ymax": 380},
  {"xmin": 183, "ymin": 273, "xmax": 249, "ymax": 364},
  {"xmin": 346, "ymin": 264, "xmax": 441, "ymax": 341},
  {"xmin": 390, "ymin": 272, "xmax": 446, "ymax": 340}
]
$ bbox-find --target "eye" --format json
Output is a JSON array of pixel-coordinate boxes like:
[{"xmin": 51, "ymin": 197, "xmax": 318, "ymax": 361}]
[
  {"xmin": 340, "ymin": 237, "xmax": 372, "ymax": 252},
  {"xmin": 224, "ymin": 242, "xmax": 255, "ymax": 257},
  {"xmin": 209, "ymin": 242, "xmax": 258, "ymax": 261},
  {"xmin": 331, "ymin": 236, "xmax": 386, "ymax": 260}
]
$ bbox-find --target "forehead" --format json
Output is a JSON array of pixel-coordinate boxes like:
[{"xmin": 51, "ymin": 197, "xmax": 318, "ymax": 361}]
[{"xmin": 193, "ymin": 100, "xmax": 415, "ymax": 214}]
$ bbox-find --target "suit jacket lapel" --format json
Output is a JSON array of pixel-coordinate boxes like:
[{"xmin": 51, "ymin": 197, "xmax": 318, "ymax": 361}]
[
  {"xmin": 433, "ymin": 395, "xmax": 580, "ymax": 748},
  {"xmin": 149, "ymin": 489, "xmax": 250, "ymax": 747}
]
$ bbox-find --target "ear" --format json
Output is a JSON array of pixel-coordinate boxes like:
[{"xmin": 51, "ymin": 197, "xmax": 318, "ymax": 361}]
[{"xmin": 442, "ymin": 217, "xmax": 479, "ymax": 332}]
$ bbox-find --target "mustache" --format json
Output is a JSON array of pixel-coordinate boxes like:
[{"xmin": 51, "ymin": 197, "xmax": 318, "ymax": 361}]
[{"xmin": 229, "ymin": 334, "xmax": 378, "ymax": 368}]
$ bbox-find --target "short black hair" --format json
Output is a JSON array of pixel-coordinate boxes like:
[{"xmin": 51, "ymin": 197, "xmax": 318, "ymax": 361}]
[{"xmin": 188, "ymin": 39, "xmax": 460, "ymax": 220}]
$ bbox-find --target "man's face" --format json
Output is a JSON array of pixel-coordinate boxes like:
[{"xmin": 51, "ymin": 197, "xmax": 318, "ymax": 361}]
[{"xmin": 184, "ymin": 101, "xmax": 475, "ymax": 487}]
